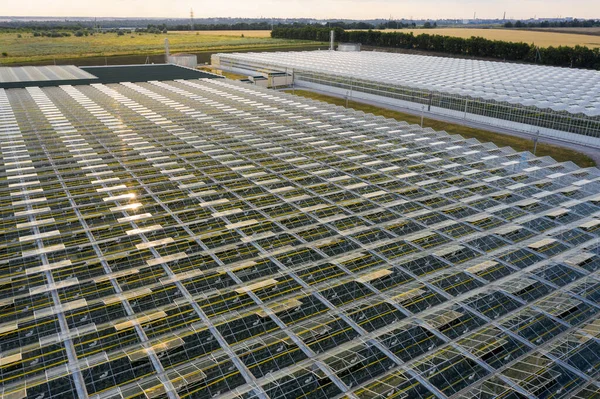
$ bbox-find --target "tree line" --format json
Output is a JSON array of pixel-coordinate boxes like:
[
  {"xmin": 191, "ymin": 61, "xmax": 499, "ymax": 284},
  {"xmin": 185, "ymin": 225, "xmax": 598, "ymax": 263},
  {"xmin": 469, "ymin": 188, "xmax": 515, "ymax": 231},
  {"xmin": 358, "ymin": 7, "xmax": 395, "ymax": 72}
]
[
  {"xmin": 158, "ymin": 21, "xmax": 417, "ymax": 31},
  {"xmin": 271, "ymin": 26, "xmax": 600, "ymax": 70},
  {"xmin": 504, "ymin": 19, "xmax": 600, "ymax": 28},
  {"xmin": 1, "ymin": 20, "xmax": 440, "ymax": 33},
  {"xmin": 170, "ymin": 22, "xmax": 272, "ymax": 31}
]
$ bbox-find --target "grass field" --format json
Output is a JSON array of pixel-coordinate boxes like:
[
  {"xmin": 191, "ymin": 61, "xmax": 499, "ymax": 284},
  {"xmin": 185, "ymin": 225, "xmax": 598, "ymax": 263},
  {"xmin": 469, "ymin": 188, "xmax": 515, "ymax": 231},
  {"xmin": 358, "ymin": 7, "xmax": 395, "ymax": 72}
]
[
  {"xmin": 372, "ymin": 28, "xmax": 600, "ymax": 48},
  {"xmin": 288, "ymin": 89, "xmax": 596, "ymax": 168},
  {"xmin": 0, "ymin": 30, "xmax": 313, "ymax": 65}
]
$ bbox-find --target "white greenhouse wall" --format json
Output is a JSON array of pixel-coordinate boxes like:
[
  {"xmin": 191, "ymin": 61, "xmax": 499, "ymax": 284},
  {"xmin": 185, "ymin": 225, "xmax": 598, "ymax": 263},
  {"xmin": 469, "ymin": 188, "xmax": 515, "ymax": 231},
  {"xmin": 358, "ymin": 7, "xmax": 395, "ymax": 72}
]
[{"xmin": 296, "ymin": 79, "xmax": 600, "ymax": 149}]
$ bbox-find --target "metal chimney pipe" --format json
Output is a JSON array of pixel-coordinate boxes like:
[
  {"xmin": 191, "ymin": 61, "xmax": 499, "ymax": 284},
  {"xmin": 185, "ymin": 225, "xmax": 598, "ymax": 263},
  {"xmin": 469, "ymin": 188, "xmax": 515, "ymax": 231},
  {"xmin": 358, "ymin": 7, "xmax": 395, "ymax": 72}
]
[
  {"xmin": 165, "ymin": 38, "xmax": 170, "ymax": 63},
  {"xmin": 330, "ymin": 30, "xmax": 335, "ymax": 51}
]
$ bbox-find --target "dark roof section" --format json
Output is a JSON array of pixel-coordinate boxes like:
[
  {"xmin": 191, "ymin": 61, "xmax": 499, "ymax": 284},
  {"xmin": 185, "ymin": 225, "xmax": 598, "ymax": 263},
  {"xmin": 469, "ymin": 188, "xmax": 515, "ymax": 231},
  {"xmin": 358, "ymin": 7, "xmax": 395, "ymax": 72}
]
[
  {"xmin": 80, "ymin": 64, "xmax": 217, "ymax": 83},
  {"xmin": 0, "ymin": 64, "xmax": 221, "ymax": 89}
]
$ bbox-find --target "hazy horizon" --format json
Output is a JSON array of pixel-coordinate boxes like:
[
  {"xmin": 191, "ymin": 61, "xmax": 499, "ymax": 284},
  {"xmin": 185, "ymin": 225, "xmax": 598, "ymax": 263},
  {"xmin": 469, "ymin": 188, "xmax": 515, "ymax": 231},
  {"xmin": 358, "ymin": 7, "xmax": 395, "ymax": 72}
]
[{"xmin": 4, "ymin": 0, "xmax": 600, "ymax": 21}]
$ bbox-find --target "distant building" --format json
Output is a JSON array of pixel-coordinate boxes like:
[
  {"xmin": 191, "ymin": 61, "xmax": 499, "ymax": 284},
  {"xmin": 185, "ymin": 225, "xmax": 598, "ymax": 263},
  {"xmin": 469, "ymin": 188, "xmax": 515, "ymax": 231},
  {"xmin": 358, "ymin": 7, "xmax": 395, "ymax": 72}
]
[
  {"xmin": 167, "ymin": 53, "xmax": 198, "ymax": 69},
  {"xmin": 337, "ymin": 43, "xmax": 361, "ymax": 52}
]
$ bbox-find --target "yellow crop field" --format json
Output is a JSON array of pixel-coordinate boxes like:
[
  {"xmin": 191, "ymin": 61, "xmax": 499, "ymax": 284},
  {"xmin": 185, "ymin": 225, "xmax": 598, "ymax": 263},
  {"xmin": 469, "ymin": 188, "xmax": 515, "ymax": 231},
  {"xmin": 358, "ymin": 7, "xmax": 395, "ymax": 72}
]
[
  {"xmin": 377, "ymin": 28, "xmax": 600, "ymax": 48},
  {"xmin": 526, "ymin": 27, "xmax": 600, "ymax": 36}
]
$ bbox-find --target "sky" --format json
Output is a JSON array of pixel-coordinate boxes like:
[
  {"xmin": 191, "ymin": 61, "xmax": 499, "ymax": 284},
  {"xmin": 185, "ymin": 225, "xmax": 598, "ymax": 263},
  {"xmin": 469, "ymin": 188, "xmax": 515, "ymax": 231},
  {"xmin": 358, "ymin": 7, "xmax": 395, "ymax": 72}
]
[{"xmin": 4, "ymin": 0, "xmax": 600, "ymax": 20}]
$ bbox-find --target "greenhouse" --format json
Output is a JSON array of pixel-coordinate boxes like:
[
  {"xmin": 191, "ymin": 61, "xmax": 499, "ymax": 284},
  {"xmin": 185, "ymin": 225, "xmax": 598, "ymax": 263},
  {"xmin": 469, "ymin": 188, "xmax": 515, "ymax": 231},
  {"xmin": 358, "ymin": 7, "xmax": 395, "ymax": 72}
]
[
  {"xmin": 0, "ymin": 76, "xmax": 600, "ymax": 399},
  {"xmin": 212, "ymin": 51, "xmax": 600, "ymax": 148}
]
